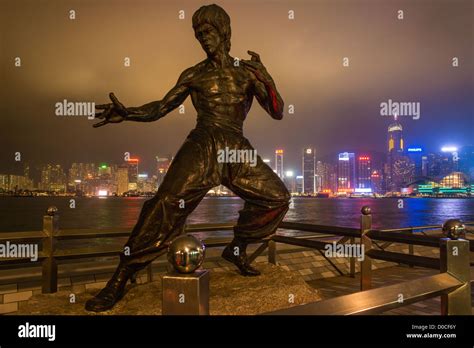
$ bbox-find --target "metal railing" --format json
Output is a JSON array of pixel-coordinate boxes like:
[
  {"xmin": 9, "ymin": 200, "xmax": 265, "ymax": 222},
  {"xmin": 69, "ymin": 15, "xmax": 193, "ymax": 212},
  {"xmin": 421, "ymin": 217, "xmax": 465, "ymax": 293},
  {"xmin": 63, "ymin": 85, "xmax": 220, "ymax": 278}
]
[
  {"xmin": 265, "ymin": 236, "xmax": 472, "ymax": 315},
  {"xmin": 0, "ymin": 205, "xmax": 472, "ymax": 315}
]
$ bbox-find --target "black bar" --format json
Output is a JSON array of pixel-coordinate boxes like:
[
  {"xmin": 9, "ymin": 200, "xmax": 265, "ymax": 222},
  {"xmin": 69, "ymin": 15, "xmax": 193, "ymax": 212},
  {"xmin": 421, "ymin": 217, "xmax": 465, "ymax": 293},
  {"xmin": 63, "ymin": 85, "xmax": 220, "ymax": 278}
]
[{"xmin": 0, "ymin": 315, "xmax": 473, "ymax": 345}]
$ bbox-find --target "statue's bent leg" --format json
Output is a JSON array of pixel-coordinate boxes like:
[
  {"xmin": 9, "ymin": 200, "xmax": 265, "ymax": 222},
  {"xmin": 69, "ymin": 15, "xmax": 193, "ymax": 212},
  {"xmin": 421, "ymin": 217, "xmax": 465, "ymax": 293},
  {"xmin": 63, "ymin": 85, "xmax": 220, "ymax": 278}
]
[
  {"xmin": 221, "ymin": 142, "xmax": 291, "ymax": 276},
  {"xmin": 229, "ymin": 155, "xmax": 290, "ymax": 240},
  {"xmin": 85, "ymin": 130, "xmax": 220, "ymax": 311}
]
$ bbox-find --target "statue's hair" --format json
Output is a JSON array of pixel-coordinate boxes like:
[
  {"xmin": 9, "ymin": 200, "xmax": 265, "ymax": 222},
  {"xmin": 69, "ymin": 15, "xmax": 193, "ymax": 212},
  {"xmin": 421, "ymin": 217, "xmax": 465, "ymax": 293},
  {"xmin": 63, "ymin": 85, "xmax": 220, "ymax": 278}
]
[{"xmin": 192, "ymin": 4, "xmax": 231, "ymax": 52}]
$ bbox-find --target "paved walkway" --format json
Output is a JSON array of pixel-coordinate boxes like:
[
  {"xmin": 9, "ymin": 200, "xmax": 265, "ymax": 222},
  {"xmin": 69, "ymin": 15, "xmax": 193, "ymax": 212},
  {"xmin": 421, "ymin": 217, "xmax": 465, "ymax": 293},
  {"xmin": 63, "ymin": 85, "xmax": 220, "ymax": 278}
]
[{"xmin": 307, "ymin": 265, "xmax": 474, "ymax": 315}]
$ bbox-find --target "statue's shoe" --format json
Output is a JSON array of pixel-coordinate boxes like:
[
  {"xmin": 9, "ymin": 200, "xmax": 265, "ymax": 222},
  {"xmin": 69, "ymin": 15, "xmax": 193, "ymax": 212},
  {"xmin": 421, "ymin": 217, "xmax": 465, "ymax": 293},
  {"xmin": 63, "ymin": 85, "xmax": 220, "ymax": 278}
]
[
  {"xmin": 84, "ymin": 263, "xmax": 135, "ymax": 312},
  {"xmin": 221, "ymin": 243, "xmax": 261, "ymax": 276},
  {"xmin": 85, "ymin": 285, "xmax": 126, "ymax": 312}
]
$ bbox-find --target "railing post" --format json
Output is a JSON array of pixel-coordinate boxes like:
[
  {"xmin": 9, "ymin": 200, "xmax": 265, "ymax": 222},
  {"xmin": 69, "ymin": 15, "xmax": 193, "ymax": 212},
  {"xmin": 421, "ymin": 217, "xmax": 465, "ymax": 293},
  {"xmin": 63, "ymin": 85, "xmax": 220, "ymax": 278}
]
[
  {"xmin": 360, "ymin": 206, "xmax": 372, "ymax": 291},
  {"xmin": 42, "ymin": 206, "xmax": 58, "ymax": 294},
  {"xmin": 408, "ymin": 228, "xmax": 414, "ymax": 267},
  {"xmin": 349, "ymin": 236, "xmax": 356, "ymax": 277},
  {"xmin": 147, "ymin": 262, "xmax": 154, "ymax": 282},
  {"xmin": 268, "ymin": 240, "xmax": 276, "ymax": 265},
  {"xmin": 439, "ymin": 220, "xmax": 471, "ymax": 315}
]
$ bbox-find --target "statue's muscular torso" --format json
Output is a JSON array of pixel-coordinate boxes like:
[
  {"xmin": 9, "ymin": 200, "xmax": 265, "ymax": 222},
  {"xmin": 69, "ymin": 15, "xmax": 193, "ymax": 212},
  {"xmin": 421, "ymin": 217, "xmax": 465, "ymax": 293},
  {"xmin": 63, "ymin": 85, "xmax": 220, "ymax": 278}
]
[{"xmin": 183, "ymin": 59, "xmax": 256, "ymax": 131}]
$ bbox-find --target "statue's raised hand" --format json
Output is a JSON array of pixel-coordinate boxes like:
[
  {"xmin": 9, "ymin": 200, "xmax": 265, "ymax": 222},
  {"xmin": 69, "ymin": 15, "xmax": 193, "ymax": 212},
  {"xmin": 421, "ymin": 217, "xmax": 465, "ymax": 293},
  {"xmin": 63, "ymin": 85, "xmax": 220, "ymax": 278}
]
[
  {"xmin": 93, "ymin": 93, "xmax": 130, "ymax": 128},
  {"xmin": 241, "ymin": 51, "xmax": 273, "ymax": 86}
]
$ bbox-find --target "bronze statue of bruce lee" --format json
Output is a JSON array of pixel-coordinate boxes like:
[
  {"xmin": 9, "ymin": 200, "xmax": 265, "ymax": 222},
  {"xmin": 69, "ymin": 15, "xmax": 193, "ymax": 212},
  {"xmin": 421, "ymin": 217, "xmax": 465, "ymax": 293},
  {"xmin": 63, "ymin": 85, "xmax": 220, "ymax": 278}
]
[{"xmin": 86, "ymin": 4, "xmax": 290, "ymax": 312}]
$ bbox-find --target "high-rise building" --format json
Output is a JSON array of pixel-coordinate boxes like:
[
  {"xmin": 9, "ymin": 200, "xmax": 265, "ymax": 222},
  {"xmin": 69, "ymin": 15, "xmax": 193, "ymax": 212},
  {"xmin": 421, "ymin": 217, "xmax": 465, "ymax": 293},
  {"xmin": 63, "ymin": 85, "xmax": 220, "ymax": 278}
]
[
  {"xmin": 421, "ymin": 155, "xmax": 429, "ymax": 177},
  {"xmin": 370, "ymin": 170, "xmax": 383, "ymax": 194},
  {"xmin": 295, "ymin": 175, "xmax": 303, "ymax": 194},
  {"xmin": 68, "ymin": 163, "xmax": 96, "ymax": 184},
  {"xmin": 283, "ymin": 170, "xmax": 296, "ymax": 194},
  {"xmin": 406, "ymin": 147, "xmax": 424, "ymax": 179},
  {"xmin": 68, "ymin": 163, "xmax": 98, "ymax": 193},
  {"xmin": 387, "ymin": 116, "xmax": 404, "ymax": 154},
  {"xmin": 275, "ymin": 149, "xmax": 284, "ymax": 179},
  {"xmin": 441, "ymin": 146, "xmax": 460, "ymax": 172},
  {"xmin": 126, "ymin": 158, "xmax": 139, "ymax": 190},
  {"xmin": 0, "ymin": 174, "xmax": 33, "ymax": 192},
  {"xmin": 386, "ymin": 116, "xmax": 408, "ymax": 192},
  {"xmin": 117, "ymin": 165, "xmax": 129, "ymax": 195},
  {"xmin": 337, "ymin": 152, "xmax": 356, "ymax": 192},
  {"xmin": 459, "ymin": 145, "xmax": 474, "ymax": 180},
  {"xmin": 95, "ymin": 163, "xmax": 115, "ymax": 196},
  {"xmin": 357, "ymin": 156, "xmax": 371, "ymax": 189},
  {"xmin": 156, "ymin": 156, "xmax": 171, "ymax": 188},
  {"xmin": 316, "ymin": 161, "xmax": 337, "ymax": 193},
  {"xmin": 391, "ymin": 157, "xmax": 415, "ymax": 190},
  {"xmin": 425, "ymin": 152, "xmax": 455, "ymax": 180},
  {"xmin": 137, "ymin": 174, "xmax": 153, "ymax": 192},
  {"xmin": 0, "ymin": 175, "xmax": 8, "ymax": 191},
  {"xmin": 40, "ymin": 164, "xmax": 67, "ymax": 192},
  {"xmin": 98, "ymin": 164, "xmax": 112, "ymax": 177},
  {"xmin": 302, "ymin": 148, "xmax": 316, "ymax": 194}
]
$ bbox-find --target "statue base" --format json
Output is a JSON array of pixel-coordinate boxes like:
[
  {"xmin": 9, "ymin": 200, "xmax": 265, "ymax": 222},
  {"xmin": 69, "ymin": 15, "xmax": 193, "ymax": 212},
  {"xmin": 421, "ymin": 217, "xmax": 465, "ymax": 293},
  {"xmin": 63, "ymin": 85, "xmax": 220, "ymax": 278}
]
[
  {"xmin": 16, "ymin": 264, "xmax": 321, "ymax": 315},
  {"xmin": 162, "ymin": 269, "xmax": 209, "ymax": 315}
]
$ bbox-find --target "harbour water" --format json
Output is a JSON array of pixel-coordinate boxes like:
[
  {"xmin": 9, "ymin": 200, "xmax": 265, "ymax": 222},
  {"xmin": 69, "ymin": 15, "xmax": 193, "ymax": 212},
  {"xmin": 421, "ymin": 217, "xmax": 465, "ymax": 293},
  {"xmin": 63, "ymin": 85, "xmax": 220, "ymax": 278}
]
[{"xmin": 1, "ymin": 196, "xmax": 473, "ymax": 233}]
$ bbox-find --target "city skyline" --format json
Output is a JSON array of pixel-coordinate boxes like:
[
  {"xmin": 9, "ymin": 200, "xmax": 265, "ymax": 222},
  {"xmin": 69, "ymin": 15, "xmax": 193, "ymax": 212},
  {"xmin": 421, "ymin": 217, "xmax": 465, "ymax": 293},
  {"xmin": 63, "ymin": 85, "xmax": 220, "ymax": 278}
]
[
  {"xmin": 2, "ymin": 138, "xmax": 472, "ymax": 196},
  {"xmin": 1, "ymin": 0, "xmax": 472, "ymax": 176},
  {"xmin": 2, "ymin": 113, "xmax": 471, "ymax": 180}
]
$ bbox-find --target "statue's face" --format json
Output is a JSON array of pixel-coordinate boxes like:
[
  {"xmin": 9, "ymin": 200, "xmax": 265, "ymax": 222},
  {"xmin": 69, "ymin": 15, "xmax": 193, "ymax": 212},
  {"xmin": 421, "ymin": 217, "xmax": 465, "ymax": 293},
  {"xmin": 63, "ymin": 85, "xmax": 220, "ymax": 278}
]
[{"xmin": 195, "ymin": 23, "xmax": 222, "ymax": 56}]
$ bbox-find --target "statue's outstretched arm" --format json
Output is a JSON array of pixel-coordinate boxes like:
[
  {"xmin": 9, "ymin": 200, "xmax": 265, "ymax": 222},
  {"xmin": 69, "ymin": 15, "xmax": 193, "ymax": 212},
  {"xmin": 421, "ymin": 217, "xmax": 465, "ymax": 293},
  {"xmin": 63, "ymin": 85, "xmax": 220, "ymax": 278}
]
[{"xmin": 93, "ymin": 67, "xmax": 193, "ymax": 128}]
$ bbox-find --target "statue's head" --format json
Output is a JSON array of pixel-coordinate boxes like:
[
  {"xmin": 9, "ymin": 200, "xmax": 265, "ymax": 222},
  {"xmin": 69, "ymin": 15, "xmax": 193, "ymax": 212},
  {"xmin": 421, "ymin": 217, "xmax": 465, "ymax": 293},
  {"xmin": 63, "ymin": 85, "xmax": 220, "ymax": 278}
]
[{"xmin": 192, "ymin": 4, "xmax": 231, "ymax": 56}]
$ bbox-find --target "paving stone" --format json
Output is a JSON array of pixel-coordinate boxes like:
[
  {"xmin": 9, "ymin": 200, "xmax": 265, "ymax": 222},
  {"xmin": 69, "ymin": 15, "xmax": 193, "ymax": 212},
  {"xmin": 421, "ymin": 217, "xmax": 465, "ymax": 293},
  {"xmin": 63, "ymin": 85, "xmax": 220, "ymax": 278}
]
[{"xmin": 4, "ymin": 290, "xmax": 33, "ymax": 303}]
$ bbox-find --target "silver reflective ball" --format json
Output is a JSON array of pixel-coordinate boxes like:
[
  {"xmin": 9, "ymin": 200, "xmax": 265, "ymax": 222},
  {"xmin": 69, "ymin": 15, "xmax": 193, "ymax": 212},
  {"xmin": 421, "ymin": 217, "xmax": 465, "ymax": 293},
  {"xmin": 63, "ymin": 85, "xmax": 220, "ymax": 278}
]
[
  {"xmin": 361, "ymin": 206, "xmax": 371, "ymax": 215},
  {"xmin": 167, "ymin": 234, "xmax": 205, "ymax": 274},
  {"xmin": 46, "ymin": 206, "xmax": 58, "ymax": 216},
  {"xmin": 442, "ymin": 219, "xmax": 465, "ymax": 240}
]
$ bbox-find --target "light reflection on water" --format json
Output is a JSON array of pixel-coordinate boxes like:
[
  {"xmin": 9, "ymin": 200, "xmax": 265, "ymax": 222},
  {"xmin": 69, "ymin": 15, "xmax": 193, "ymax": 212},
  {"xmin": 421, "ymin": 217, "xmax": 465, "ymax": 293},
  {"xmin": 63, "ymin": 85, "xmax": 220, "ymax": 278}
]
[
  {"xmin": 0, "ymin": 197, "xmax": 473, "ymax": 243},
  {"xmin": 0, "ymin": 196, "xmax": 473, "ymax": 232}
]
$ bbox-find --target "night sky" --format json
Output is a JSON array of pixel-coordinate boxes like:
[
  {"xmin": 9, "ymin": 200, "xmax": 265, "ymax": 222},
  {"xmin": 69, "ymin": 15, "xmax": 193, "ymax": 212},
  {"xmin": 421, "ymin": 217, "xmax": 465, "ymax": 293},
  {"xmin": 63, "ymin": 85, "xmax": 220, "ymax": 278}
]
[{"xmin": 1, "ymin": 0, "xmax": 472, "ymax": 175}]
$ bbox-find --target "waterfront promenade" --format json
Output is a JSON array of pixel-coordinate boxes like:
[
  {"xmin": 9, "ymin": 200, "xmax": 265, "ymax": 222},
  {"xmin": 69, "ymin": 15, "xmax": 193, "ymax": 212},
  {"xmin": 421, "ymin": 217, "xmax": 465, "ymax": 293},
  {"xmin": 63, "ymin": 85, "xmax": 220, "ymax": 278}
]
[{"xmin": 0, "ymin": 202, "xmax": 472, "ymax": 315}]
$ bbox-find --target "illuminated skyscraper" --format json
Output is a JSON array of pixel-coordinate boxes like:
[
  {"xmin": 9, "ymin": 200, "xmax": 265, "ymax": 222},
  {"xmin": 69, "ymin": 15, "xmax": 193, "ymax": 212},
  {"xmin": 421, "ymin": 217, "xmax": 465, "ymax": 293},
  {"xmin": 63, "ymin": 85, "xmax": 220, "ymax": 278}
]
[
  {"xmin": 156, "ymin": 156, "xmax": 171, "ymax": 188},
  {"xmin": 117, "ymin": 165, "xmax": 129, "ymax": 195},
  {"xmin": 275, "ymin": 149, "xmax": 284, "ymax": 179},
  {"xmin": 387, "ymin": 116, "xmax": 404, "ymax": 154},
  {"xmin": 68, "ymin": 163, "xmax": 97, "ymax": 185},
  {"xmin": 137, "ymin": 173, "xmax": 154, "ymax": 192},
  {"xmin": 406, "ymin": 147, "xmax": 424, "ymax": 179},
  {"xmin": 126, "ymin": 158, "xmax": 139, "ymax": 190},
  {"xmin": 337, "ymin": 152, "xmax": 356, "ymax": 191},
  {"xmin": 302, "ymin": 148, "xmax": 316, "ymax": 194},
  {"xmin": 283, "ymin": 170, "xmax": 296, "ymax": 193},
  {"xmin": 425, "ymin": 152, "xmax": 455, "ymax": 180},
  {"xmin": 370, "ymin": 170, "xmax": 383, "ymax": 194},
  {"xmin": 40, "ymin": 164, "xmax": 67, "ymax": 192},
  {"xmin": 386, "ymin": 116, "xmax": 408, "ymax": 192},
  {"xmin": 98, "ymin": 164, "xmax": 112, "ymax": 178},
  {"xmin": 0, "ymin": 174, "xmax": 33, "ymax": 192},
  {"xmin": 316, "ymin": 161, "xmax": 337, "ymax": 193},
  {"xmin": 391, "ymin": 157, "xmax": 415, "ymax": 190},
  {"xmin": 357, "ymin": 156, "xmax": 371, "ymax": 189},
  {"xmin": 459, "ymin": 145, "xmax": 474, "ymax": 180}
]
